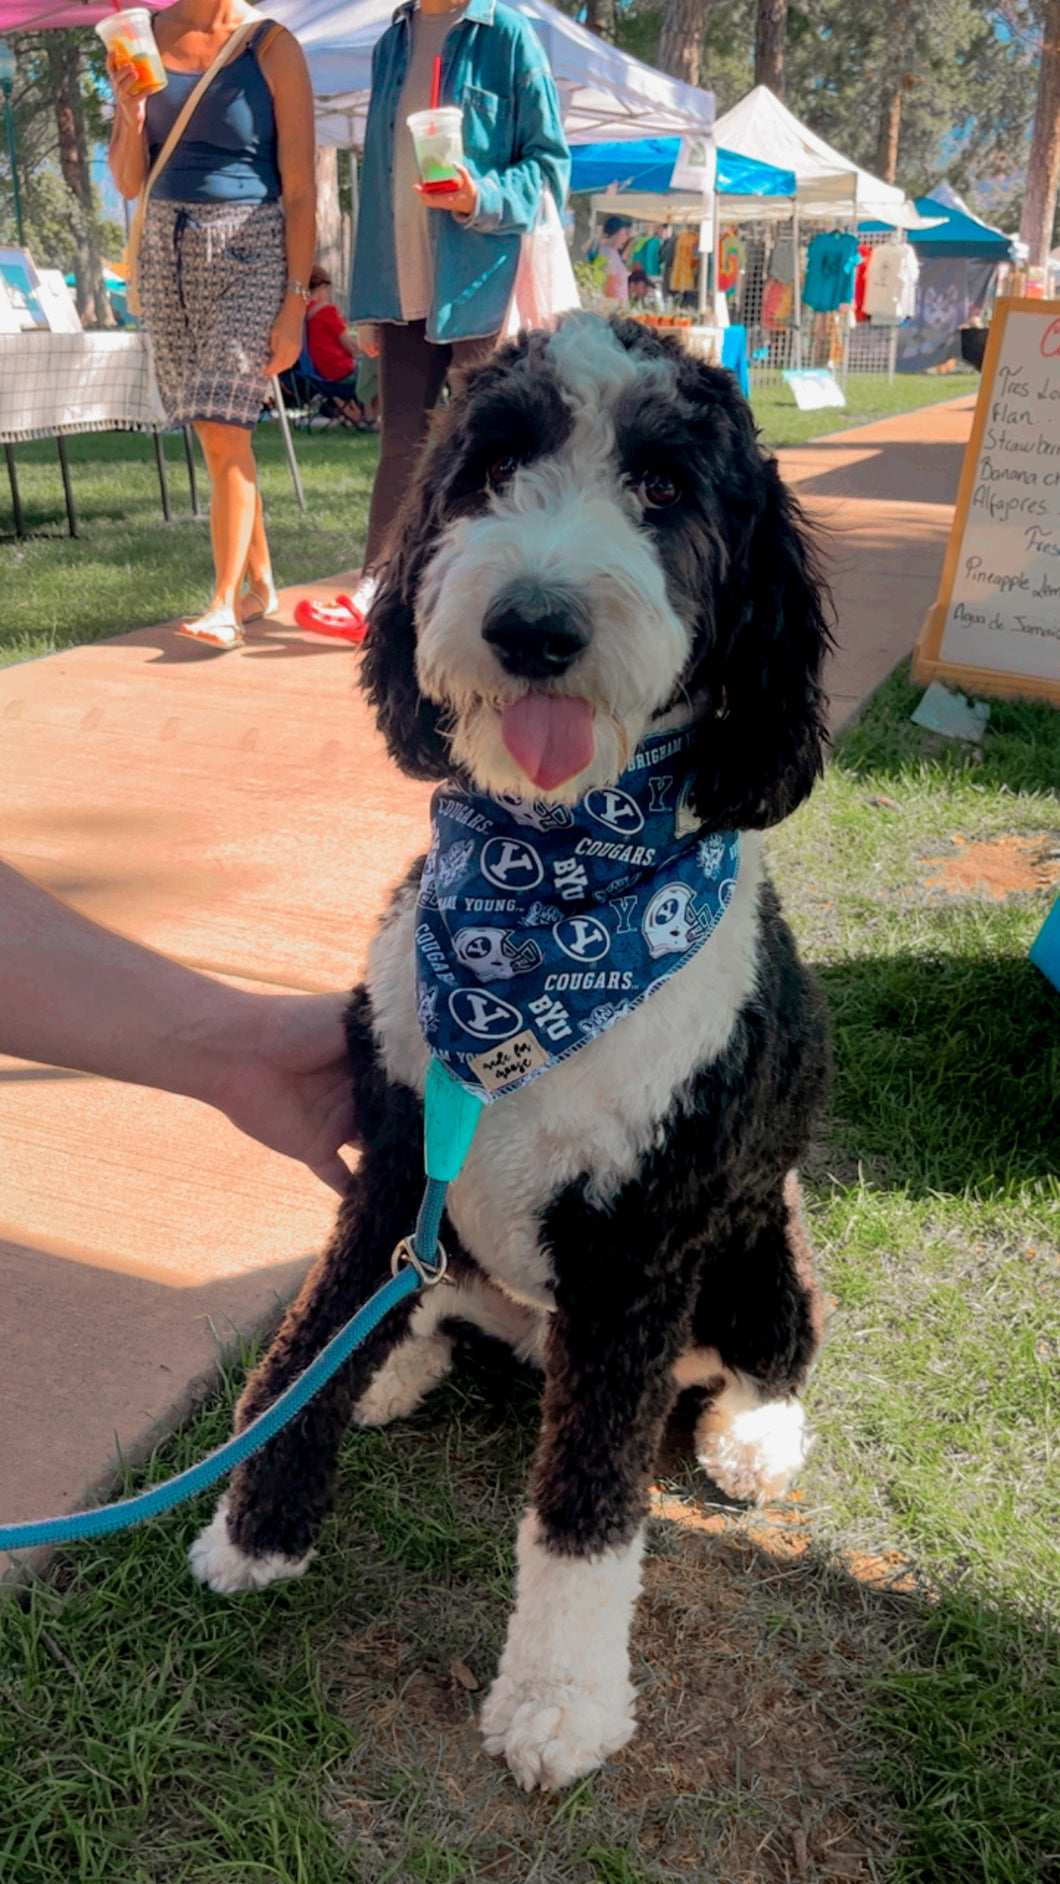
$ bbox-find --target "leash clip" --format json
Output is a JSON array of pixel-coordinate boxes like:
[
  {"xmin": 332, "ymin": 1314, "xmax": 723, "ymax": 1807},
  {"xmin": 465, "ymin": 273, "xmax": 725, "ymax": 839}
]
[{"xmin": 390, "ymin": 1235, "xmax": 449, "ymax": 1288}]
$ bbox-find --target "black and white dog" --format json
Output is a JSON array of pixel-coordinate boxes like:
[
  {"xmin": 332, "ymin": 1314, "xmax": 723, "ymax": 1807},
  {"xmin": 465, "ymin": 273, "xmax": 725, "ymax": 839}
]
[{"xmin": 190, "ymin": 313, "xmax": 833, "ymax": 1791}]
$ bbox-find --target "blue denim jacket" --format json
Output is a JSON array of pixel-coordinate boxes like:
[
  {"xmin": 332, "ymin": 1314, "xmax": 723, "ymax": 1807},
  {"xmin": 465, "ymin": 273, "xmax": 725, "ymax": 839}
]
[{"xmin": 350, "ymin": 0, "xmax": 570, "ymax": 342}]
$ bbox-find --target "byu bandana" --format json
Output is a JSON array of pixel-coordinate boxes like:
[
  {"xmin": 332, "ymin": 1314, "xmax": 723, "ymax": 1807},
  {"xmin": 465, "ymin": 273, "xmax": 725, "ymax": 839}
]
[{"xmin": 414, "ymin": 727, "xmax": 740, "ymax": 1101}]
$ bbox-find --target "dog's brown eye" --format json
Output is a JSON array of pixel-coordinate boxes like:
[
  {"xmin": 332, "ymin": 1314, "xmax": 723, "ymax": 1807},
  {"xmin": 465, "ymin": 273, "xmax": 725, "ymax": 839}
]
[
  {"xmin": 487, "ymin": 454, "xmax": 519, "ymax": 489},
  {"xmin": 639, "ymin": 470, "xmax": 680, "ymax": 510}
]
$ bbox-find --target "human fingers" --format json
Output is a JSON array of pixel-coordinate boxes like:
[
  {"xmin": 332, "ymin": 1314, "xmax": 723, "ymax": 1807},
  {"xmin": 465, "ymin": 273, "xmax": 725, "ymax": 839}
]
[{"xmin": 310, "ymin": 1151, "xmax": 355, "ymax": 1196}]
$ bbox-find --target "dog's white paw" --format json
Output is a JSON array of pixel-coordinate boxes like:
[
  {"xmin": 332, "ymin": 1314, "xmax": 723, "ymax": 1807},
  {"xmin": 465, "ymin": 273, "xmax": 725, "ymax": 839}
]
[
  {"xmin": 188, "ymin": 1496, "xmax": 315, "ymax": 1594},
  {"xmin": 353, "ymin": 1332, "xmax": 453, "ymax": 1427},
  {"xmin": 696, "ymin": 1392, "xmax": 809, "ymax": 1505},
  {"xmin": 481, "ymin": 1511, "xmax": 644, "ymax": 1789},
  {"xmin": 480, "ymin": 1672, "xmax": 636, "ymax": 1791}
]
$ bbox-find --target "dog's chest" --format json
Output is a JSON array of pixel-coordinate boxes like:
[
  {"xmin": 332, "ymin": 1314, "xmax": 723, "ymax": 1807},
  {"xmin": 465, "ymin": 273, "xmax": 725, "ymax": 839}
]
[{"xmin": 367, "ymin": 836, "xmax": 763, "ymax": 1310}]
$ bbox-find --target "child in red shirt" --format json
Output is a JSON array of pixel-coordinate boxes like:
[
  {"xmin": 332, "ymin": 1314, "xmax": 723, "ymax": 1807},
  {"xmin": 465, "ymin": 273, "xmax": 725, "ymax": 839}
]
[{"xmin": 304, "ymin": 267, "xmax": 378, "ymax": 428}]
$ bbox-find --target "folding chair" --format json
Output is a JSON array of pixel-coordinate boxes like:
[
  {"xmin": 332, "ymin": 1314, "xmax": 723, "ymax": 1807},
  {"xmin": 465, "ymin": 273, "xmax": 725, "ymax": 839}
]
[{"xmin": 279, "ymin": 337, "xmax": 368, "ymax": 431}]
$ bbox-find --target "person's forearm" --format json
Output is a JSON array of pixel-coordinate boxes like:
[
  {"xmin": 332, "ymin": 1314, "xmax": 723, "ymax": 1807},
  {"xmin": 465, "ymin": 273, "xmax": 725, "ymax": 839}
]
[
  {"xmin": 109, "ymin": 113, "xmax": 148, "ymax": 200},
  {"xmin": 282, "ymin": 187, "xmax": 316, "ymax": 288},
  {"xmin": 0, "ymin": 860, "xmax": 252, "ymax": 1109}
]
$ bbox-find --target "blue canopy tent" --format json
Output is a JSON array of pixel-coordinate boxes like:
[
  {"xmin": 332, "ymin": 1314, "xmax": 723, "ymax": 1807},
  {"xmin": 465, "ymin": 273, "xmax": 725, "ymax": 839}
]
[
  {"xmin": 570, "ymin": 139, "xmax": 795, "ymax": 201},
  {"xmin": 860, "ymin": 192, "xmax": 1012, "ymax": 259},
  {"xmin": 570, "ymin": 141, "xmax": 796, "ymax": 391},
  {"xmin": 860, "ymin": 186, "xmax": 1014, "ymax": 372}
]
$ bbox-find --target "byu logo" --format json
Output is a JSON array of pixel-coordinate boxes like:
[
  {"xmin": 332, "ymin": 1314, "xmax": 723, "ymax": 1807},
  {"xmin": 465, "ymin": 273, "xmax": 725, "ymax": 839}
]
[
  {"xmin": 492, "ymin": 791, "xmax": 574, "ymax": 834},
  {"xmin": 481, "ymin": 837, "xmax": 543, "ymax": 890},
  {"xmin": 553, "ymin": 915, "xmax": 610, "ymax": 963},
  {"xmin": 613, "ymin": 894, "xmax": 638, "ymax": 936},
  {"xmin": 454, "ymin": 926, "xmax": 543, "ymax": 984},
  {"xmin": 642, "ymin": 882, "xmax": 706, "ymax": 959},
  {"xmin": 584, "ymin": 787, "xmax": 645, "ymax": 836},
  {"xmin": 448, "ymin": 988, "xmax": 524, "ymax": 1040}
]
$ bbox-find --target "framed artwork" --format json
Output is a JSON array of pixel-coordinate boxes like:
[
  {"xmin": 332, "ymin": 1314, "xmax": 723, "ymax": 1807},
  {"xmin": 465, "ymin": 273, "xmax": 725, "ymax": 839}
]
[
  {"xmin": 0, "ymin": 275, "xmax": 22, "ymax": 333},
  {"xmin": 0, "ymin": 248, "xmax": 48, "ymax": 330},
  {"xmin": 36, "ymin": 269, "xmax": 82, "ymax": 334}
]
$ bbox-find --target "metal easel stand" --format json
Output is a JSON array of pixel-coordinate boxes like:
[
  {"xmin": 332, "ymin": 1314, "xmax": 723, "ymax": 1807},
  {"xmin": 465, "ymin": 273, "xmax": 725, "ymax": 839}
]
[{"xmin": 271, "ymin": 375, "xmax": 306, "ymax": 511}]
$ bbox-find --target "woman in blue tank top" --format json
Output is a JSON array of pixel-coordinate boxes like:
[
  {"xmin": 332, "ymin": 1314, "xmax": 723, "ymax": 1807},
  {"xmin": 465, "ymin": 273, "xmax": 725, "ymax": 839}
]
[{"xmin": 107, "ymin": 3, "xmax": 316, "ymax": 649}]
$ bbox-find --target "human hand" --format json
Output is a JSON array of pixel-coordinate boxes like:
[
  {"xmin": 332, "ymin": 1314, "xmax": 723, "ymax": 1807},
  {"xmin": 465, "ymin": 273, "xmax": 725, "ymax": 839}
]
[
  {"xmin": 107, "ymin": 53, "xmax": 148, "ymax": 134},
  {"xmin": 206, "ymin": 991, "xmax": 356, "ymax": 1194},
  {"xmin": 415, "ymin": 165, "xmax": 478, "ymax": 217},
  {"xmin": 355, "ymin": 323, "xmax": 380, "ymax": 358},
  {"xmin": 266, "ymin": 295, "xmax": 306, "ymax": 377}
]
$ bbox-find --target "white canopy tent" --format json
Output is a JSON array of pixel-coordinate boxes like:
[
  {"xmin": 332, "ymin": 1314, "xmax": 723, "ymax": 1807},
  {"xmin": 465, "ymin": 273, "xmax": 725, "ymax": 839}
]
[
  {"xmin": 712, "ymin": 85, "xmax": 935, "ymax": 227},
  {"xmin": 708, "ymin": 87, "xmax": 943, "ymax": 368},
  {"xmin": 268, "ymin": 0, "xmax": 715, "ymax": 148}
]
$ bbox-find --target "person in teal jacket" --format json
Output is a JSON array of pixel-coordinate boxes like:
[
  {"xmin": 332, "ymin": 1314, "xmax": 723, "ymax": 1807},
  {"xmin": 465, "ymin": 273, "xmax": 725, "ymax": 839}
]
[{"xmin": 343, "ymin": 0, "xmax": 570, "ymax": 632}]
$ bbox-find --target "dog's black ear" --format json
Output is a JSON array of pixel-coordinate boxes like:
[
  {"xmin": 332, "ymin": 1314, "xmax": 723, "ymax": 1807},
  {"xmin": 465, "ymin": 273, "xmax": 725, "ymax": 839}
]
[
  {"xmin": 689, "ymin": 445, "xmax": 834, "ymax": 831},
  {"xmin": 359, "ymin": 472, "xmax": 454, "ymax": 779}
]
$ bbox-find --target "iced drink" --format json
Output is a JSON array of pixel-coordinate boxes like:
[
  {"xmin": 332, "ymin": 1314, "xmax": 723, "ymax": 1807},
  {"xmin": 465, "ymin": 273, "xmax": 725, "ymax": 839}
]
[
  {"xmin": 406, "ymin": 106, "xmax": 464, "ymax": 191},
  {"xmin": 97, "ymin": 9, "xmax": 168, "ymax": 99}
]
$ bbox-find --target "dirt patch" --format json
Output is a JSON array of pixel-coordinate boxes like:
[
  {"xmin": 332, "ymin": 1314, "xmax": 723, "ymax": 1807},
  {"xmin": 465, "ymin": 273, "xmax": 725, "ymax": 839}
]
[
  {"xmin": 326, "ymin": 1498, "xmax": 906, "ymax": 1884},
  {"xmin": 917, "ymin": 832, "xmax": 1060, "ymax": 902}
]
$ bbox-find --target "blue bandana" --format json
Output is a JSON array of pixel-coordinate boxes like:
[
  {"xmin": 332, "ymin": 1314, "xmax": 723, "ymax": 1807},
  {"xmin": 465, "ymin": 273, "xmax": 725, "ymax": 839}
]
[{"xmin": 414, "ymin": 728, "xmax": 740, "ymax": 1101}]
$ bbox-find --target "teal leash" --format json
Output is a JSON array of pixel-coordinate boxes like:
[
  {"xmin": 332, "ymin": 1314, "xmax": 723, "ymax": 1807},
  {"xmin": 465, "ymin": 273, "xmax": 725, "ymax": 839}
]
[{"xmin": 0, "ymin": 1062, "xmax": 484, "ymax": 1556}]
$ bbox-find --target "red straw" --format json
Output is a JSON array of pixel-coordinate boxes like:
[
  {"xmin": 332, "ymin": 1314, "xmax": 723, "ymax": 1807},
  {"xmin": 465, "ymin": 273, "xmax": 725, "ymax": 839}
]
[{"xmin": 430, "ymin": 54, "xmax": 442, "ymax": 110}]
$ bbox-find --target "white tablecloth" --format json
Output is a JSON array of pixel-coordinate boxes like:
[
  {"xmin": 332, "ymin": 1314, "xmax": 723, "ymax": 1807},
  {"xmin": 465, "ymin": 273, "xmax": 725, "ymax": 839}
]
[{"xmin": 0, "ymin": 332, "xmax": 166, "ymax": 445}]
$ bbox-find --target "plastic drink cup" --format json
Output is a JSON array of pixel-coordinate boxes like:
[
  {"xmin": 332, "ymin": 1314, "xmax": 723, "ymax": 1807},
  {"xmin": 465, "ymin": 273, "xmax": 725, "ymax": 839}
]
[
  {"xmin": 406, "ymin": 106, "xmax": 464, "ymax": 190},
  {"xmin": 96, "ymin": 9, "xmax": 168, "ymax": 98}
]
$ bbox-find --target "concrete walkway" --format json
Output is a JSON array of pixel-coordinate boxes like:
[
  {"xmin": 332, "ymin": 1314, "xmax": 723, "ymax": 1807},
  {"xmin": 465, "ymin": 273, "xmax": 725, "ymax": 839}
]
[{"xmin": 0, "ymin": 392, "xmax": 976, "ymax": 1577}]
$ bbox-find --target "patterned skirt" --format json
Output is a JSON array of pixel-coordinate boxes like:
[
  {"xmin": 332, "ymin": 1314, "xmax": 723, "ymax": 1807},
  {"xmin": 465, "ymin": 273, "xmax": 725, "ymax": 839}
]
[{"xmin": 139, "ymin": 198, "xmax": 286, "ymax": 430}]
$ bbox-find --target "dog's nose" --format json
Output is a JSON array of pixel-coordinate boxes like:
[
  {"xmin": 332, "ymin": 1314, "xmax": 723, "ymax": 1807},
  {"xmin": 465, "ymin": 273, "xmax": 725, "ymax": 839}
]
[{"xmin": 483, "ymin": 590, "xmax": 590, "ymax": 681}]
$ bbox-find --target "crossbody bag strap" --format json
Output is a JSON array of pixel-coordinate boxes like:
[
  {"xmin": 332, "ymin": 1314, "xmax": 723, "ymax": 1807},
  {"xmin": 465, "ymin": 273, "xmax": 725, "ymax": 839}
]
[{"xmin": 125, "ymin": 12, "xmax": 267, "ymax": 313}]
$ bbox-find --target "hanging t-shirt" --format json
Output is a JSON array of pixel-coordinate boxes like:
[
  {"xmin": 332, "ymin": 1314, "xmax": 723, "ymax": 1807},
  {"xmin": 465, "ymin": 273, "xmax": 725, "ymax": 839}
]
[
  {"xmin": 670, "ymin": 226, "xmax": 700, "ymax": 294},
  {"xmin": 863, "ymin": 242, "xmax": 920, "ymax": 323},
  {"xmin": 802, "ymin": 230, "xmax": 861, "ymax": 312},
  {"xmin": 717, "ymin": 229, "xmax": 744, "ymax": 294},
  {"xmin": 768, "ymin": 232, "xmax": 795, "ymax": 284},
  {"xmin": 853, "ymin": 244, "xmax": 873, "ymax": 322}
]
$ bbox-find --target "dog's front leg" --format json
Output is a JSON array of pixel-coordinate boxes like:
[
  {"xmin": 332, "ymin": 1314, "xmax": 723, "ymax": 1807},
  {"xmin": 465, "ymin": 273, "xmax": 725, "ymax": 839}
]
[
  {"xmin": 190, "ymin": 1118, "xmax": 424, "ymax": 1593},
  {"xmin": 481, "ymin": 1208, "xmax": 694, "ymax": 1790}
]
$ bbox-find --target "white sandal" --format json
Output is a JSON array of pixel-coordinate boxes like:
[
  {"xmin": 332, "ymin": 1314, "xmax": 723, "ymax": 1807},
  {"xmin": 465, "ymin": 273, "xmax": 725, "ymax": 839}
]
[{"xmin": 178, "ymin": 605, "xmax": 244, "ymax": 650}]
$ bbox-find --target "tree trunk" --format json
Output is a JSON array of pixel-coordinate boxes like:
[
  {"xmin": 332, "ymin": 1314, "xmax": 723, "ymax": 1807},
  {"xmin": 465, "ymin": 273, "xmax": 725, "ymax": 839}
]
[
  {"xmin": 584, "ymin": 0, "xmax": 617, "ymax": 42},
  {"xmin": 754, "ymin": 0, "xmax": 787, "ymax": 98},
  {"xmin": 48, "ymin": 32, "xmax": 112, "ymax": 327},
  {"xmin": 314, "ymin": 146, "xmax": 345, "ymax": 308},
  {"xmin": 874, "ymin": 82, "xmax": 903, "ymax": 183},
  {"xmin": 1021, "ymin": 0, "xmax": 1060, "ymax": 267},
  {"xmin": 657, "ymin": 0, "xmax": 711, "ymax": 87}
]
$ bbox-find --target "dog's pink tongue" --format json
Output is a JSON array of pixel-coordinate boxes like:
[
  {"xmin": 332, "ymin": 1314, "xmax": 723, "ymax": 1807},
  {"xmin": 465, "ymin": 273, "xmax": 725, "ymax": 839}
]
[{"xmin": 500, "ymin": 693, "xmax": 595, "ymax": 791}]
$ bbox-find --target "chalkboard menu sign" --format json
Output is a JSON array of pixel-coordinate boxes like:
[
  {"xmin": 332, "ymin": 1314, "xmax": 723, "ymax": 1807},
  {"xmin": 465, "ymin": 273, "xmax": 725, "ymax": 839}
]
[{"xmin": 913, "ymin": 297, "xmax": 1060, "ymax": 703}]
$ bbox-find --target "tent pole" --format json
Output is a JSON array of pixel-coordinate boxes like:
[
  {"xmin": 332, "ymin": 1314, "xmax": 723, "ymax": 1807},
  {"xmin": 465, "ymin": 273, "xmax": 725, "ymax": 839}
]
[
  {"xmin": 792, "ymin": 201, "xmax": 802, "ymax": 369},
  {"xmin": 699, "ymin": 187, "xmax": 714, "ymax": 321}
]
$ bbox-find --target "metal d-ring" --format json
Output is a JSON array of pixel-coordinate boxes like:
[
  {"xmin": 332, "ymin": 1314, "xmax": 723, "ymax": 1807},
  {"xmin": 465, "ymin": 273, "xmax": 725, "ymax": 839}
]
[{"xmin": 390, "ymin": 1235, "xmax": 449, "ymax": 1287}]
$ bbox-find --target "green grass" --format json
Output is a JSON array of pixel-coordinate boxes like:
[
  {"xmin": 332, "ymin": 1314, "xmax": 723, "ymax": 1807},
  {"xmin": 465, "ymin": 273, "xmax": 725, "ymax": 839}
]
[
  {"xmin": 752, "ymin": 367, "xmax": 980, "ymax": 449},
  {"xmin": 0, "ymin": 423, "xmax": 376, "ymax": 666},
  {"xmin": 0, "ymin": 373, "xmax": 978, "ymax": 665}
]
